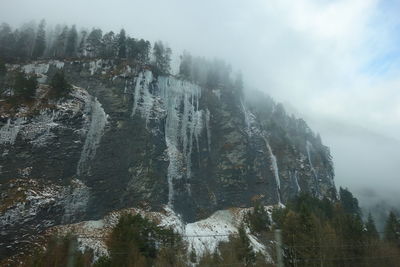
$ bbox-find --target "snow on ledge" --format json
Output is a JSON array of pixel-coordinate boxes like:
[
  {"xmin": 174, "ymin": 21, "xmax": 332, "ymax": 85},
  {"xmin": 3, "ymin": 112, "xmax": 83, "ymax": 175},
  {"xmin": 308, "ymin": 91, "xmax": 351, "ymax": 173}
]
[{"xmin": 52, "ymin": 206, "xmax": 273, "ymax": 262}]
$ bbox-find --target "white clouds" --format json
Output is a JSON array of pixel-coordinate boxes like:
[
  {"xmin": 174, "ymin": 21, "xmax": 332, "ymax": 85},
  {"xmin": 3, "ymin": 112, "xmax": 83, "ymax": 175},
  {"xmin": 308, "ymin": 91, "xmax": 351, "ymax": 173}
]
[{"xmin": 290, "ymin": 0, "xmax": 376, "ymax": 39}]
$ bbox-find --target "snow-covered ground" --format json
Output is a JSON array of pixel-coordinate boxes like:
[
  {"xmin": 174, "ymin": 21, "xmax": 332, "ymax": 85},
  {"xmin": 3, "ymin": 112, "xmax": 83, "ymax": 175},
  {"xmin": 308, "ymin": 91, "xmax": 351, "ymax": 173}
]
[{"xmin": 53, "ymin": 206, "xmax": 274, "ymax": 262}]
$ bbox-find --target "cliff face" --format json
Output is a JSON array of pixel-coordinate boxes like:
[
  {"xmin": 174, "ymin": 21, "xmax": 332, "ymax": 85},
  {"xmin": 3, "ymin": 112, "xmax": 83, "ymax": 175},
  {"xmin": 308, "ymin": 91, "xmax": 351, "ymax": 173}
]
[{"xmin": 0, "ymin": 59, "xmax": 336, "ymax": 258}]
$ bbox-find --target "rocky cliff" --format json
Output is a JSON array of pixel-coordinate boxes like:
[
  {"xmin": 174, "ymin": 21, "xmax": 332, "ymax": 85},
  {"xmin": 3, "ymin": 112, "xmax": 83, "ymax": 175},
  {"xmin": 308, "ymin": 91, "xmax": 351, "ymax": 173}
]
[{"xmin": 0, "ymin": 59, "xmax": 336, "ymax": 259}]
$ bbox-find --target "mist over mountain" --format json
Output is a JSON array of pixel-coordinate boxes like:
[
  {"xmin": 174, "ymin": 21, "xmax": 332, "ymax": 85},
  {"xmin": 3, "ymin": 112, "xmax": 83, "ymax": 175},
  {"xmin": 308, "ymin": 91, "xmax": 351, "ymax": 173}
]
[{"xmin": 304, "ymin": 116, "xmax": 400, "ymax": 227}]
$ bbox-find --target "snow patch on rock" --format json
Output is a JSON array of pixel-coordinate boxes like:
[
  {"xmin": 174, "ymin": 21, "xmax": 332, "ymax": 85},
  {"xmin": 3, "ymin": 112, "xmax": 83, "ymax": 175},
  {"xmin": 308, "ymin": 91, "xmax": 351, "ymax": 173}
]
[{"xmin": 0, "ymin": 87, "xmax": 93, "ymax": 150}]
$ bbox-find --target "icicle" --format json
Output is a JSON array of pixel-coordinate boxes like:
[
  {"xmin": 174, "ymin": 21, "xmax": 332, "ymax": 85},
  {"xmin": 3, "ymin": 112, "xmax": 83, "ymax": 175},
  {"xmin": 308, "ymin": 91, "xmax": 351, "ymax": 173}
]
[
  {"xmin": 241, "ymin": 100, "xmax": 251, "ymax": 134},
  {"xmin": 89, "ymin": 59, "xmax": 102, "ymax": 75},
  {"xmin": 205, "ymin": 109, "xmax": 211, "ymax": 152},
  {"xmin": 131, "ymin": 71, "xmax": 154, "ymax": 126},
  {"xmin": 22, "ymin": 62, "xmax": 50, "ymax": 75},
  {"xmin": 77, "ymin": 97, "xmax": 107, "ymax": 176},
  {"xmin": 53, "ymin": 60, "xmax": 65, "ymax": 69},
  {"xmin": 131, "ymin": 72, "xmax": 143, "ymax": 116},
  {"xmin": 130, "ymin": 73, "xmax": 205, "ymax": 207},
  {"xmin": 264, "ymin": 138, "xmax": 282, "ymax": 204},
  {"xmin": 158, "ymin": 77, "xmax": 203, "ymax": 207},
  {"xmin": 193, "ymin": 110, "xmax": 203, "ymax": 153}
]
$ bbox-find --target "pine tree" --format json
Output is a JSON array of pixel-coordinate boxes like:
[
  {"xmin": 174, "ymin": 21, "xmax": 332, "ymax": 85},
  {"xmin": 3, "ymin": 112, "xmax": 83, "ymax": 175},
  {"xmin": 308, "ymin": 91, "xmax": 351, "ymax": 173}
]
[
  {"xmin": 106, "ymin": 213, "xmax": 183, "ymax": 266},
  {"xmin": 0, "ymin": 23, "xmax": 16, "ymax": 61},
  {"xmin": 189, "ymin": 246, "xmax": 197, "ymax": 263},
  {"xmin": 32, "ymin": 19, "xmax": 46, "ymax": 59},
  {"xmin": 137, "ymin": 39, "xmax": 150, "ymax": 64},
  {"xmin": 117, "ymin": 29, "xmax": 126, "ymax": 58},
  {"xmin": 179, "ymin": 51, "xmax": 192, "ymax": 79},
  {"xmin": 44, "ymin": 25, "xmax": 59, "ymax": 58},
  {"xmin": 236, "ymin": 225, "xmax": 256, "ymax": 266},
  {"xmin": 65, "ymin": 25, "xmax": 78, "ymax": 57},
  {"xmin": 0, "ymin": 57, "xmax": 8, "ymax": 98},
  {"xmin": 152, "ymin": 41, "xmax": 164, "ymax": 73},
  {"xmin": 77, "ymin": 30, "xmax": 87, "ymax": 57},
  {"xmin": 86, "ymin": 28, "xmax": 102, "ymax": 58},
  {"xmin": 247, "ymin": 201, "xmax": 270, "ymax": 233},
  {"xmin": 24, "ymin": 234, "xmax": 93, "ymax": 267},
  {"xmin": 384, "ymin": 211, "xmax": 400, "ymax": 245},
  {"xmin": 54, "ymin": 26, "xmax": 69, "ymax": 58},
  {"xmin": 14, "ymin": 23, "xmax": 36, "ymax": 60},
  {"xmin": 164, "ymin": 46, "xmax": 172, "ymax": 72},
  {"xmin": 365, "ymin": 213, "xmax": 379, "ymax": 240},
  {"xmin": 0, "ymin": 57, "xmax": 6, "ymax": 75},
  {"xmin": 126, "ymin": 37, "xmax": 150, "ymax": 62},
  {"xmin": 13, "ymin": 71, "xmax": 37, "ymax": 99},
  {"xmin": 100, "ymin": 31, "xmax": 116, "ymax": 58},
  {"xmin": 152, "ymin": 41, "xmax": 172, "ymax": 74},
  {"xmin": 49, "ymin": 70, "xmax": 72, "ymax": 98},
  {"xmin": 126, "ymin": 37, "xmax": 137, "ymax": 59},
  {"xmin": 339, "ymin": 187, "xmax": 361, "ymax": 216},
  {"xmin": 0, "ymin": 58, "xmax": 7, "ymax": 96}
]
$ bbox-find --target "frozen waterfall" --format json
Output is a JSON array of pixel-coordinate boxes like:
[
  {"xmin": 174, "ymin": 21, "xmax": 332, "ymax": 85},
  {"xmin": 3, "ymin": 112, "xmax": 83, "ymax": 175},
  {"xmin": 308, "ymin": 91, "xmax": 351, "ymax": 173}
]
[
  {"xmin": 240, "ymin": 101, "xmax": 282, "ymax": 204},
  {"xmin": 131, "ymin": 71, "xmax": 154, "ymax": 127},
  {"xmin": 306, "ymin": 141, "xmax": 319, "ymax": 186},
  {"xmin": 158, "ymin": 77, "xmax": 203, "ymax": 206},
  {"xmin": 265, "ymin": 138, "xmax": 282, "ymax": 204},
  {"xmin": 291, "ymin": 170, "xmax": 301, "ymax": 194},
  {"xmin": 205, "ymin": 109, "xmax": 211, "ymax": 152},
  {"xmin": 131, "ymin": 72, "xmax": 205, "ymax": 207},
  {"xmin": 77, "ymin": 97, "xmax": 107, "ymax": 176}
]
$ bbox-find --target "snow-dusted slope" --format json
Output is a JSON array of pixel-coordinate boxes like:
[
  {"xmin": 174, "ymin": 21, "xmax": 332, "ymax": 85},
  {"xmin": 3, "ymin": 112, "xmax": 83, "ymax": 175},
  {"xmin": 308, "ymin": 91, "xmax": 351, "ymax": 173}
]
[
  {"xmin": 53, "ymin": 206, "xmax": 273, "ymax": 262},
  {"xmin": 0, "ymin": 83, "xmax": 109, "ymax": 259}
]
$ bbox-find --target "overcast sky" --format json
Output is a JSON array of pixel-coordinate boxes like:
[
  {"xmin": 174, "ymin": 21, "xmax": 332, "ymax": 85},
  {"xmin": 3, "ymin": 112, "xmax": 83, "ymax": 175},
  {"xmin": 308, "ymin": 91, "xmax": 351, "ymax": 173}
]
[{"xmin": 1, "ymin": 0, "xmax": 399, "ymax": 209}]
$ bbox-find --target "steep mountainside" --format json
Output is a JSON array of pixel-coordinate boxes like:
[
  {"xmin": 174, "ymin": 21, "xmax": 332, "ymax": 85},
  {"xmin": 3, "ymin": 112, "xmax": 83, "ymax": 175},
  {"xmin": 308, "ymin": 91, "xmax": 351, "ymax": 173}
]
[{"xmin": 0, "ymin": 59, "xmax": 336, "ymax": 259}]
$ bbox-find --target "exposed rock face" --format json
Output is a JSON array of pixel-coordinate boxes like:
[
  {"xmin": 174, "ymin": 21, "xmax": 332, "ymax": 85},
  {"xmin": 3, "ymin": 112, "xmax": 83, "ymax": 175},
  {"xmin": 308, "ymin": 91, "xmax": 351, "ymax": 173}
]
[
  {"xmin": 0, "ymin": 59, "xmax": 336, "ymax": 259},
  {"xmin": 0, "ymin": 178, "xmax": 90, "ymax": 260}
]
